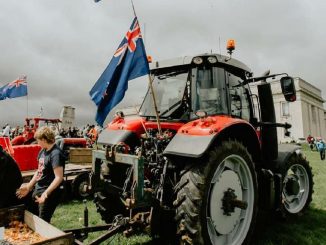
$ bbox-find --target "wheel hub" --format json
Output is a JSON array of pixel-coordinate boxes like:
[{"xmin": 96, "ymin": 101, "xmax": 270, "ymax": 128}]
[
  {"xmin": 284, "ymin": 175, "xmax": 300, "ymax": 196},
  {"xmin": 210, "ymin": 170, "xmax": 243, "ymax": 235},
  {"xmin": 222, "ymin": 188, "xmax": 248, "ymax": 216},
  {"xmin": 282, "ymin": 163, "xmax": 310, "ymax": 214}
]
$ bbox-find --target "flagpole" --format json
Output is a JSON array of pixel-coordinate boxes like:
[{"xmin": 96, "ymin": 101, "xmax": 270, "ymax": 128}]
[
  {"xmin": 147, "ymin": 74, "xmax": 162, "ymax": 135},
  {"xmin": 130, "ymin": 0, "xmax": 162, "ymax": 135},
  {"xmin": 26, "ymin": 77, "xmax": 29, "ymax": 118},
  {"xmin": 130, "ymin": 0, "xmax": 137, "ymax": 16},
  {"xmin": 26, "ymin": 93, "xmax": 29, "ymax": 118}
]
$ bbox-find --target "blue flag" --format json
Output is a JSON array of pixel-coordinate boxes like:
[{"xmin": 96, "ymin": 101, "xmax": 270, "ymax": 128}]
[
  {"xmin": 0, "ymin": 87, "xmax": 5, "ymax": 100},
  {"xmin": 89, "ymin": 17, "xmax": 150, "ymax": 127},
  {"xmin": 0, "ymin": 76, "xmax": 28, "ymax": 101}
]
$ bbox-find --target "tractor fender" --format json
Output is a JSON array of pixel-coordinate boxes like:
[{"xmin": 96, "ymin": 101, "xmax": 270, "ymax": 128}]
[
  {"xmin": 273, "ymin": 144, "xmax": 302, "ymax": 170},
  {"xmin": 164, "ymin": 116, "xmax": 260, "ymax": 161},
  {"xmin": 97, "ymin": 129, "xmax": 140, "ymax": 148},
  {"xmin": 11, "ymin": 135, "xmax": 25, "ymax": 146}
]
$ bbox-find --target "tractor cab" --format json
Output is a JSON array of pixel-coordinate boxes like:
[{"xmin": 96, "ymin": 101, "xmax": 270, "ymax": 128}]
[{"xmin": 139, "ymin": 54, "xmax": 255, "ymax": 126}]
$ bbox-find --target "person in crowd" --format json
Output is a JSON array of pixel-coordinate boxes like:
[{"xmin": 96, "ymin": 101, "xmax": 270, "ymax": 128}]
[
  {"xmin": 59, "ymin": 128, "xmax": 67, "ymax": 138},
  {"xmin": 72, "ymin": 126, "xmax": 79, "ymax": 138},
  {"xmin": 2, "ymin": 123, "xmax": 11, "ymax": 137},
  {"xmin": 87, "ymin": 125, "xmax": 98, "ymax": 144},
  {"xmin": 67, "ymin": 127, "xmax": 72, "ymax": 138},
  {"xmin": 51, "ymin": 126, "xmax": 60, "ymax": 136},
  {"xmin": 16, "ymin": 126, "xmax": 66, "ymax": 223},
  {"xmin": 11, "ymin": 126, "xmax": 21, "ymax": 139},
  {"xmin": 307, "ymin": 134, "xmax": 315, "ymax": 151},
  {"xmin": 316, "ymin": 137, "xmax": 326, "ymax": 160},
  {"xmin": 82, "ymin": 124, "xmax": 90, "ymax": 139}
]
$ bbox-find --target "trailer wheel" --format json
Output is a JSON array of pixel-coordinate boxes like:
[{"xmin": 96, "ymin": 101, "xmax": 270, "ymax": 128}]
[
  {"xmin": 72, "ymin": 173, "xmax": 91, "ymax": 199},
  {"xmin": 281, "ymin": 152, "xmax": 313, "ymax": 215},
  {"xmin": 175, "ymin": 141, "xmax": 258, "ymax": 245}
]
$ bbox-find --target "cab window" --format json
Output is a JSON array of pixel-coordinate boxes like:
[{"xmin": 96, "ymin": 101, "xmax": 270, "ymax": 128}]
[{"xmin": 227, "ymin": 72, "xmax": 251, "ymax": 121}]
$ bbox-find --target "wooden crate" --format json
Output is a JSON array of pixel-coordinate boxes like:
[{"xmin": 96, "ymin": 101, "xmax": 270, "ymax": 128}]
[
  {"xmin": 69, "ymin": 148, "xmax": 92, "ymax": 165},
  {"xmin": 0, "ymin": 205, "xmax": 74, "ymax": 245}
]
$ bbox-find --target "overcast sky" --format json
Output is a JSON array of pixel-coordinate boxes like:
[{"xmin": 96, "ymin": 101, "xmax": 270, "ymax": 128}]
[{"xmin": 0, "ymin": 0, "xmax": 325, "ymax": 127}]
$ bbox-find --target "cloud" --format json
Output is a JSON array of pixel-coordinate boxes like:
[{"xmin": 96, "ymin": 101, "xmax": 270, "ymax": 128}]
[{"xmin": 0, "ymin": 0, "xmax": 325, "ymax": 127}]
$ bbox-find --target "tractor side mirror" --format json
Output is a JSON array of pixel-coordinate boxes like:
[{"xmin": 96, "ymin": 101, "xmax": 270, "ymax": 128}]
[{"xmin": 280, "ymin": 76, "xmax": 296, "ymax": 102}]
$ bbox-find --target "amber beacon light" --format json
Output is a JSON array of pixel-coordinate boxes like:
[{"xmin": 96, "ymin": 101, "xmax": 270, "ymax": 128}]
[{"xmin": 227, "ymin": 39, "xmax": 236, "ymax": 55}]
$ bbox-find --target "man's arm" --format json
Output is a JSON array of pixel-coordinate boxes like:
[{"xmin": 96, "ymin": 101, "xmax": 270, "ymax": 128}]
[{"xmin": 16, "ymin": 171, "xmax": 38, "ymax": 199}]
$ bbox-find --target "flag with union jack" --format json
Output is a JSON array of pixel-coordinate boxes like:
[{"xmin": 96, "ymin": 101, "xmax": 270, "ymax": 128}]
[
  {"xmin": 89, "ymin": 17, "xmax": 150, "ymax": 126},
  {"xmin": 0, "ymin": 76, "xmax": 28, "ymax": 101}
]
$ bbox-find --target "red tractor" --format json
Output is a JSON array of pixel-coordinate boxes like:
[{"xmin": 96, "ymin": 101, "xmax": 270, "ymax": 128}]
[
  {"xmin": 11, "ymin": 117, "xmax": 61, "ymax": 145},
  {"xmin": 89, "ymin": 47, "xmax": 313, "ymax": 244},
  {"xmin": 11, "ymin": 117, "xmax": 87, "ymax": 160}
]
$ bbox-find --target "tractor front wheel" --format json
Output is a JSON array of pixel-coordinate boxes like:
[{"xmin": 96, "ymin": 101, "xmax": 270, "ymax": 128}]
[{"xmin": 174, "ymin": 141, "xmax": 258, "ymax": 245}]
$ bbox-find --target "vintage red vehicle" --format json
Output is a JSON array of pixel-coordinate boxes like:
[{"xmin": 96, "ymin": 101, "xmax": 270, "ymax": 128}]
[
  {"xmin": 11, "ymin": 117, "xmax": 61, "ymax": 145},
  {"xmin": 11, "ymin": 117, "xmax": 87, "ymax": 166}
]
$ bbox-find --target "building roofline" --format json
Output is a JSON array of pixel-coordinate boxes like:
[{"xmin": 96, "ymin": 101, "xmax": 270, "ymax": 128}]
[{"xmin": 294, "ymin": 77, "xmax": 321, "ymax": 93}]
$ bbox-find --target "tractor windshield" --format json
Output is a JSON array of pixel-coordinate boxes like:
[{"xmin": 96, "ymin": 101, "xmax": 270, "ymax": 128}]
[
  {"xmin": 139, "ymin": 67, "xmax": 189, "ymax": 119},
  {"xmin": 192, "ymin": 67, "xmax": 228, "ymax": 116}
]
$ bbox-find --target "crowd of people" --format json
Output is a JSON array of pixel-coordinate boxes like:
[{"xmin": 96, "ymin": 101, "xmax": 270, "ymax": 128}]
[{"xmin": 1, "ymin": 123, "xmax": 102, "ymax": 145}]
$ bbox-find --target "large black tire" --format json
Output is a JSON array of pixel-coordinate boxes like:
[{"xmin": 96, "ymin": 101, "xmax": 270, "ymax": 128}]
[
  {"xmin": 0, "ymin": 147, "xmax": 23, "ymax": 209},
  {"xmin": 174, "ymin": 141, "xmax": 258, "ymax": 245},
  {"xmin": 281, "ymin": 152, "xmax": 313, "ymax": 216},
  {"xmin": 94, "ymin": 191, "xmax": 128, "ymax": 224}
]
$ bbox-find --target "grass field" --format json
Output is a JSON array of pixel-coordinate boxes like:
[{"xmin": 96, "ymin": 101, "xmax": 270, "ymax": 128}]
[{"xmin": 52, "ymin": 144, "xmax": 326, "ymax": 245}]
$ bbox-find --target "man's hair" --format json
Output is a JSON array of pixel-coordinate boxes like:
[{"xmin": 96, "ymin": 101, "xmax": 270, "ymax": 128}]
[{"xmin": 34, "ymin": 126, "xmax": 55, "ymax": 144}]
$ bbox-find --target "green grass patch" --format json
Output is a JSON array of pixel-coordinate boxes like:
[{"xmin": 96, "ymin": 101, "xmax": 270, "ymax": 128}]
[{"xmin": 52, "ymin": 144, "xmax": 326, "ymax": 244}]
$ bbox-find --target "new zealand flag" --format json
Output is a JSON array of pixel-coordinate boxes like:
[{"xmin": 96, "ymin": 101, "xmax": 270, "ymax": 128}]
[
  {"xmin": 89, "ymin": 17, "xmax": 150, "ymax": 126},
  {"xmin": 0, "ymin": 76, "xmax": 28, "ymax": 101}
]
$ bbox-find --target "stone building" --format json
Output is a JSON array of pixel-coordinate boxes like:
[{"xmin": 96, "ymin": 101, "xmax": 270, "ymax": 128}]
[
  {"xmin": 59, "ymin": 105, "xmax": 75, "ymax": 130},
  {"xmin": 251, "ymin": 78, "xmax": 325, "ymax": 143}
]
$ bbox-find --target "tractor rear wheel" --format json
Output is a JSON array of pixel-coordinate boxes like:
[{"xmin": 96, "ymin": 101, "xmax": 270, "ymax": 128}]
[
  {"xmin": 281, "ymin": 152, "xmax": 313, "ymax": 215},
  {"xmin": 174, "ymin": 141, "xmax": 258, "ymax": 245}
]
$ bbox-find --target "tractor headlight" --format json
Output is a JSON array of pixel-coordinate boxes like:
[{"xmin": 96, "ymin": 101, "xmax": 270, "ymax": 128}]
[
  {"xmin": 193, "ymin": 56, "xmax": 203, "ymax": 65},
  {"xmin": 207, "ymin": 56, "xmax": 217, "ymax": 64}
]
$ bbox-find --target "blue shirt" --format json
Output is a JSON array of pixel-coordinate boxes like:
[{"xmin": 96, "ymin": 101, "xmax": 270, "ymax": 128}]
[{"xmin": 316, "ymin": 141, "xmax": 326, "ymax": 152}]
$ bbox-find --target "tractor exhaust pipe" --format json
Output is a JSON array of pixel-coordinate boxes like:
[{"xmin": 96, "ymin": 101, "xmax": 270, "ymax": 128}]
[{"xmin": 258, "ymin": 83, "xmax": 278, "ymax": 162}]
